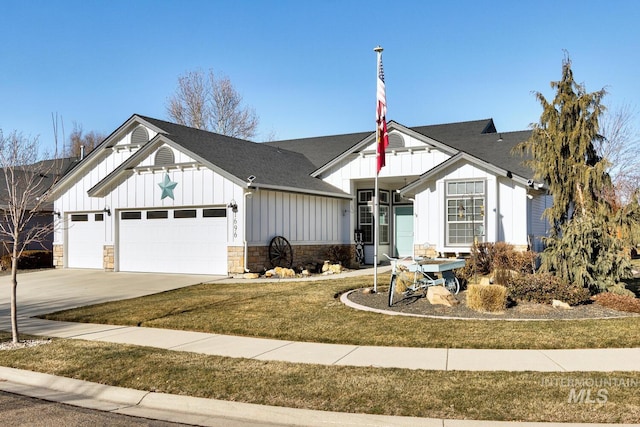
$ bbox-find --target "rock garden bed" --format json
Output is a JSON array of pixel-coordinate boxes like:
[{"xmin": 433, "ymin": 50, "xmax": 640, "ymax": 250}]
[{"xmin": 346, "ymin": 288, "xmax": 640, "ymax": 320}]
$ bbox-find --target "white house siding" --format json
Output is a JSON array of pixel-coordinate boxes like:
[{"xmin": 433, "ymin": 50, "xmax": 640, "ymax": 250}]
[
  {"xmin": 246, "ymin": 189, "xmax": 349, "ymax": 246},
  {"xmin": 321, "ymin": 146, "xmax": 452, "ymax": 194},
  {"xmin": 53, "ymin": 126, "xmax": 159, "ymax": 246},
  {"xmin": 529, "ymin": 193, "xmax": 552, "ymax": 252},
  {"xmin": 413, "ymin": 161, "xmax": 531, "ymax": 254},
  {"xmin": 54, "ymin": 133, "xmax": 247, "ymax": 273},
  {"xmin": 496, "ymin": 178, "xmax": 529, "ymax": 248}
]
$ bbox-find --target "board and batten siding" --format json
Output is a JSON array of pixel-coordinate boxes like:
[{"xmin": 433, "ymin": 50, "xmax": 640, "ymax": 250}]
[
  {"xmin": 246, "ymin": 190, "xmax": 350, "ymax": 245},
  {"xmin": 413, "ymin": 161, "xmax": 530, "ymax": 253},
  {"xmin": 528, "ymin": 193, "xmax": 552, "ymax": 252},
  {"xmin": 321, "ymin": 139, "xmax": 452, "ymax": 193},
  {"xmin": 54, "ymin": 138, "xmax": 246, "ymax": 247},
  {"xmin": 496, "ymin": 178, "xmax": 528, "ymax": 247}
]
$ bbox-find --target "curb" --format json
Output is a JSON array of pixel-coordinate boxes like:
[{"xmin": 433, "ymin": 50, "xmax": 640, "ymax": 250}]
[{"xmin": 1, "ymin": 366, "xmax": 638, "ymax": 427}]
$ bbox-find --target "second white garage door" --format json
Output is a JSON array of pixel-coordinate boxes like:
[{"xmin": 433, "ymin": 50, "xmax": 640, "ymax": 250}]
[{"xmin": 118, "ymin": 207, "xmax": 228, "ymax": 275}]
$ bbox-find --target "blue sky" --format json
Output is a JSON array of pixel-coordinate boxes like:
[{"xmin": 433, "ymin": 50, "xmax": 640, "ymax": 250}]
[{"xmin": 1, "ymin": 0, "xmax": 639, "ymax": 153}]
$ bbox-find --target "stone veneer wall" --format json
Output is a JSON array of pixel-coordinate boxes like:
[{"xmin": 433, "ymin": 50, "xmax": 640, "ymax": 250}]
[
  {"xmin": 227, "ymin": 246, "xmax": 245, "ymax": 275},
  {"xmin": 239, "ymin": 243, "xmax": 355, "ymax": 274},
  {"xmin": 53, "ymin": 244, "xmax": 63, "ymax": 268},
  {"xmin": 103, "ymin": 245, "xmax": 114, "ymax": 271}
]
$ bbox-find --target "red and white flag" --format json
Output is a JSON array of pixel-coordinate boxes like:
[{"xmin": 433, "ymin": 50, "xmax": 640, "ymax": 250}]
[{"xmin": 376, "ymin": 51, "xmax": 389, "ymax": 174}]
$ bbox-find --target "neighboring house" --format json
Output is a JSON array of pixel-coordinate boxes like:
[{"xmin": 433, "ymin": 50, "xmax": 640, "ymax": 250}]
[
  {"xmin": 49, "ymin": 114, "xmax": 550, "ymax": 275},
  {"xmin": 0, "ymin": 158, "xmax": 78, "ymax": 256}
]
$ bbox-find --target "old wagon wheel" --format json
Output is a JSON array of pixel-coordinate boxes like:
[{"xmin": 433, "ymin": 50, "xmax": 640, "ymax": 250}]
[{"xmin": 268, "ymin": 236, "xmax": 293, "ymax": 268}]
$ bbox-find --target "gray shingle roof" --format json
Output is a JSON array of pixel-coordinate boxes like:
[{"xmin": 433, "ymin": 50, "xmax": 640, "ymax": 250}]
[
  {"xmin": 136, "ymin": 115, "xmax": 533, "ymax": 198},
  {"xmin": 0, "ymin": 157, "xmax": 79, "ymax": 211},
  {"xmin": 137, "ymin": 116, "xmax": 350, "ymax": 197},
  {"xmin": 265, "ymin": 131, "xmax": 372, "ymax": 169}
]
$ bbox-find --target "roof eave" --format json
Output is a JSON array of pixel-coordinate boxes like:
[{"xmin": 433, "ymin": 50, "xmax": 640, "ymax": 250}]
[
  {"xmin": 49, "ymin": 114, "xmax": 169, "ymax": 199},
  {"xmin": 249, "ymin": 183, "xmax": 352, "ymax": 200},
  {"xmin": 399, "ymin": 152, "xmax": 527, "ymax": 196}
]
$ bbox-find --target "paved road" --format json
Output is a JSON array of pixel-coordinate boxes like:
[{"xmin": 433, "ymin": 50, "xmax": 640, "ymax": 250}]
[
  {"xmin": 0, "ymin": 390, "xmax": 187, "ymax": 426},
  {"xmin": 0, "ymin": 390, "xmax": 285, "ymax": 427}
]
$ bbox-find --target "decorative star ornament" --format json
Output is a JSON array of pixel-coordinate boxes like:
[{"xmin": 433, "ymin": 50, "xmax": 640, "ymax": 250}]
[{"xmin": 158, "ymin": 173, "xmax": 178, "ymax": 200}]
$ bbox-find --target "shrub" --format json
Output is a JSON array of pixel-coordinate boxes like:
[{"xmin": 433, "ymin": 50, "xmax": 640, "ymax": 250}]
[
  {"xmin": 325, "ymin": 245, "xmax": 352, "ymax": 266},
  {"xmin": 506, "ymin": 273, "xmax": 591, "ymax": 306},
  {"xmin": 470, "ymin": 243, "xmax": 494, "ymax": 275},
  {"xmin": 462, "ymin": 242, "xmax": 538, "ymax": 281},
  {"xmin": 466, "ymin": 284, "xmax": 507, "ymax": 313},
  {"xmin": 604, "ymin": 283, "xmax": 636, "ymax": 298},
  {"xmin": 0, "ymin": 250, "xmax": 53, "ymax": 271},
  {"xmin": 592, "ymin": 293, "xmax": 640, "ymax": 313}
]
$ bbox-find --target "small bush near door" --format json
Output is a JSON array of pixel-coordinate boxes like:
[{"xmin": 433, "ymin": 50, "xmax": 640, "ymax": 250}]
[{"xmin": 0, "ymin": 250, "xmax": 53, "ymax": 271}]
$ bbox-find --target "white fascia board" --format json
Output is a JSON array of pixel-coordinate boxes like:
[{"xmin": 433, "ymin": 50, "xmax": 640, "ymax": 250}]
[
  {"xmin": 49, "ymin": 114, "xmax": 167, "ymax": 199},
  {"xmin": 310, "ymin": 121, "xmax": 459, "ymax": 178},
  {"xmin": 399, "ymin": 152, "xmax": 526, "ymax": 196},
  {"xmin": 88, "ymin": 134, "xmax": 248, "ymax": 198},
  {"xmin": 249, "ymin": 183, "xmax": 353, "ymax": 200}
]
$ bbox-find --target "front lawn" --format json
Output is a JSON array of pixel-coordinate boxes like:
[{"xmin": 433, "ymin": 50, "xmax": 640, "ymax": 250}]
[
  {"xmin": 41, "ymin": 274, "xmax": 640, "ymax": 349},
  {"xmin": 1, "ymin": 334, "xmax": 638, "ymax": 423}
]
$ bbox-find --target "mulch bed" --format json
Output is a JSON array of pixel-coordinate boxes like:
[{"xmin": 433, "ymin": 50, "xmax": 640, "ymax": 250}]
[{"xmin": 346, "ymin": 288, "xmax": 640, "ymax": 320}]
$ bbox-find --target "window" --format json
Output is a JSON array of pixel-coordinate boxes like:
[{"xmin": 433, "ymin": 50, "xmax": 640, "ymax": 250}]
[
  {"xmin": 357, "ymin": 189, "xmax": 389, "ymax": 244},
  {"xmin": 358, "ymin": 205, "xmax": 373, "ymax": 243},
  {"xmin": 203, "ymin": 208, "xmax": 226, "ymax": 218},
  {"xmin": 446, "ymin": 180, "xmax": 485, "ymax": 246},
  {"xmin": 174, "ymin": 209, "xmax": 197, "ymax": 219},
  {"xmin": 147, "ymin": 210, "xmax": 168, "ymax": 219},
  {"xmin": 379, "ymin": 205, "xmax": 389, "ymax": 245},
  {"xmin": 95, "ymin": 213, "xmax": 104, "ymax": 221},
  {"xmin": 121, "ymin": 211, "xmax": 142, "ymax": 220},
  {"xmin": 71, "ymin": 214, "xmax": 88, "ymax": 222}
]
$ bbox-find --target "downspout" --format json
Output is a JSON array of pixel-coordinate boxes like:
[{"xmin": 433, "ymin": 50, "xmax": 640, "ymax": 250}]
[{"xmin": 243, "ymin": 190, "xmax": 253, "ymax": 272}]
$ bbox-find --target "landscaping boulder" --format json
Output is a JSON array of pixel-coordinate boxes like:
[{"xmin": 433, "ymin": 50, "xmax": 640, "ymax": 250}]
[
  {"xmin": 552, "ymin": 299, "xmax": 572, "ymax": 310},
  {"xmin": 427, "ymin": 286, "xmax": 460, "ymax": 307}
]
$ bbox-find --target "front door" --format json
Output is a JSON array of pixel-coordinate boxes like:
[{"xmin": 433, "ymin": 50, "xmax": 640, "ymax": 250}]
[{"xmin": 394, "ymin": 206, "xmax": 413, "ymax": 257}]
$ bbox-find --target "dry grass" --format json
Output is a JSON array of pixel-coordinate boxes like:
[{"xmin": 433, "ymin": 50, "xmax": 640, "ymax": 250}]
[
  {"xmin": 0, "ymin": 335, "xmax": 638, "ymax": 423},
  {"xmin": 40, "ymin": 274, "xmax": 640, "ymax": 349},
  {"xmin": 466, "ymin": 284, "xmax": 507, "ymax": 313}
]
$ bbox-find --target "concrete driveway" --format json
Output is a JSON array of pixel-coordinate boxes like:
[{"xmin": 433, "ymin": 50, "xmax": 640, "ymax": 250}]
[{"xmin": 0, "ymin": 269, "xmax": 224, "ymax": 320}]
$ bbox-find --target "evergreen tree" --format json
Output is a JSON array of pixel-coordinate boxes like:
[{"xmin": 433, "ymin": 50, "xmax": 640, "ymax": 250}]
[{"xmin": 516, "ymin": 55, "xmax": 634, "ymax": 292}]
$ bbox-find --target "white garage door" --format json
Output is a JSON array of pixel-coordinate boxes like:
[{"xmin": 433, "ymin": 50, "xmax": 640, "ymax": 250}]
[
  {"xmin": 67, "ymin": 213, "xmax": 105, "ymax": 269},
  {"xmin": 118, "ymin": 207, "xmax": 228, "ymax": 275}
]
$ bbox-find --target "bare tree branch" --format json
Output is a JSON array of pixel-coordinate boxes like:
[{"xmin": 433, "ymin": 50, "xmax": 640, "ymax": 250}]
[
  {"xmin": 65, "ymin": 121, "xmax": 106, "ymax": 158},
  {"xmin": 597, "ymin": 103, "xmax": 640, "ymax": 205},
  {"xmin": 0, "ymin": 129, "xmax": 61, "ymax": 343},
  {"xmin": 166, "ymin": 69, "xmax": 259, "ymax": 139}
]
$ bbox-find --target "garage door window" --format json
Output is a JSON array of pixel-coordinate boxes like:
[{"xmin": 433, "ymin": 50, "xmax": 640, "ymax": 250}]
[
  {"xmin": 71, "ymin": 214, "xmax": 88, "ymax": 222},
  {"xmin": 121, "ymin": 211, "xmax": 142, "ymax": 220},
  {"xmin": 203, "ymin": 208, "xmax": 226, "ymax": 218},
  {"xmin": 174, "ymin": 209, "xmax": 197, "ymax": 218},
  {"xmin": 95, "ymin": 213, "xmax": 104, "ymax": 221},
  {"xmin": 147, "ymin": 210, "xmax": 168, "ymax": 219}
]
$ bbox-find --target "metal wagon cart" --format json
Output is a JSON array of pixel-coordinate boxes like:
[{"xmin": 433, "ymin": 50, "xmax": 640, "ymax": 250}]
[{"xmin": 385, "ymin": 255, "xmax": 465, "ymax": 306}]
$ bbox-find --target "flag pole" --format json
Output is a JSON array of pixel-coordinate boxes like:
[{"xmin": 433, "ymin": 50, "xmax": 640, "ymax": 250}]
[{"xmin": 373, "ymin": 45, "xmax": 383, "ymax": 294}]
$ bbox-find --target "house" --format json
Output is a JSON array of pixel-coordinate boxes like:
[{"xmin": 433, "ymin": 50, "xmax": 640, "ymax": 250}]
[
  {"xmin": 49, "ymin": 114, "xmax": 550, "ymax": 275},
  {"xmin": 0, "ymin": 158, "xmax": 78, "ymax": 257}
]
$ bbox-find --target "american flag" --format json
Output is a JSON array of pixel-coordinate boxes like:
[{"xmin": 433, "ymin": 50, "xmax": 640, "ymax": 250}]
[{"xmin": 376, "ymin": 51, "xmax": 389, "ymax": 174}]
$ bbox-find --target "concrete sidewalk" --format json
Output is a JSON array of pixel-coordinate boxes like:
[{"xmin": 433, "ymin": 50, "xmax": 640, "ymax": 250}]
[{"xmin": 6, "ymin": 316, "xmax": 640, "ymax": 372}]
